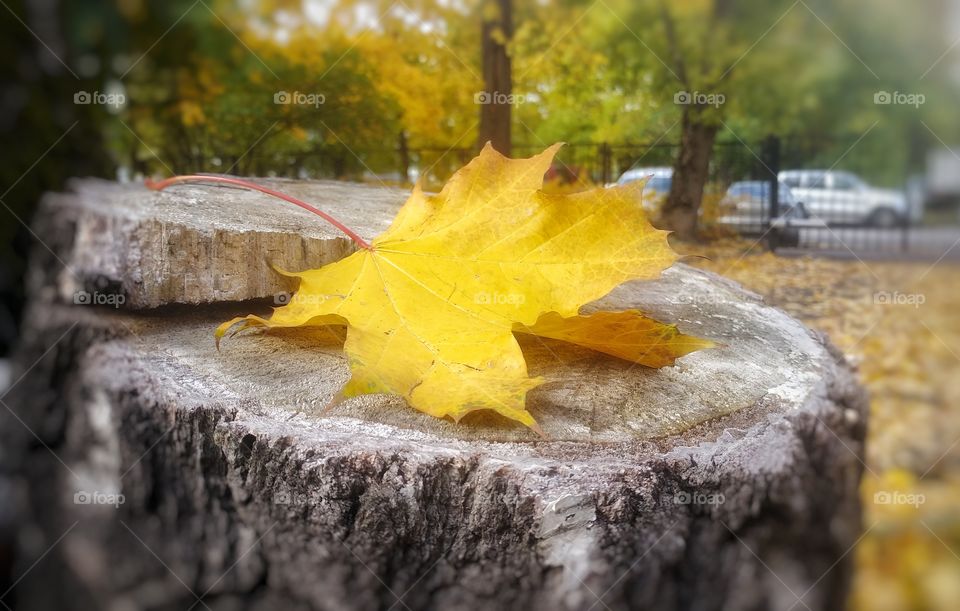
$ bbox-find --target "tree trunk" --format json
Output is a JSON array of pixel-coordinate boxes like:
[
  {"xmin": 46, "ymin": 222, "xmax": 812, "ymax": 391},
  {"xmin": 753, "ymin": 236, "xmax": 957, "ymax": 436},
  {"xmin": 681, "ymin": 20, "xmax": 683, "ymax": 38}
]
[
  {"xmin": 0, "ymin": 178, "xmax": 869, "ymax": 611},
  {"xmin": 398, "ymin": 130, "xmax": 410, "ymax": 184},
  {"xmin": 663, "ymin": 111, "xmax": 719, "ymax": 241},
  {"xmin": 478, "ymin": 0, "xmax": 512, "ymax": 155}
]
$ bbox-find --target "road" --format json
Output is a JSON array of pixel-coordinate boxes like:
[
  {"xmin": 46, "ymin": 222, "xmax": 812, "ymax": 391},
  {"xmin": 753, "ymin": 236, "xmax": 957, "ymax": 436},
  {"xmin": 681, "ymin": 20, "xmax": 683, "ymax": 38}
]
[{"xmin": 775, "ymin": 226, "xmax": 960, "ymax": 261}]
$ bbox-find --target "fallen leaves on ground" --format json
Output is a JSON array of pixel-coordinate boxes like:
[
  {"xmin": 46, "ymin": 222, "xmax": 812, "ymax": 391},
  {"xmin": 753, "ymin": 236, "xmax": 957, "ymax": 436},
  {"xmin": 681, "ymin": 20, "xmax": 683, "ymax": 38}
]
[{"xmin": 690, "ymin": 240, "xmax": 960, "ymax": 611}]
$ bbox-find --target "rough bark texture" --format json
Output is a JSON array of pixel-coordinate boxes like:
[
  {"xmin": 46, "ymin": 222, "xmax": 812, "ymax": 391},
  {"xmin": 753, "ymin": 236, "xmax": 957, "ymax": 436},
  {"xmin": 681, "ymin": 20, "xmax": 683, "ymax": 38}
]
[
  {"xmin": 664, "ymin": 114, "xmax": 719, "ymax": 241},
  {"xmin": 0, "ymin": 179, "xmax": 868, "ymax": 611},
  {"xmin": 478, "ymin": 0, "xmax": 512, "ymax": 154}
]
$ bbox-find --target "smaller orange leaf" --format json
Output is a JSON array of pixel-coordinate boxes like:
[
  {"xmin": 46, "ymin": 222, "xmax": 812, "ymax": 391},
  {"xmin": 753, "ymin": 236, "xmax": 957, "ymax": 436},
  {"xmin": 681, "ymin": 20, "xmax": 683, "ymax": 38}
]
[{"xmin": 517, "ymin": 310, "xmax": 715, "ymax": 367}]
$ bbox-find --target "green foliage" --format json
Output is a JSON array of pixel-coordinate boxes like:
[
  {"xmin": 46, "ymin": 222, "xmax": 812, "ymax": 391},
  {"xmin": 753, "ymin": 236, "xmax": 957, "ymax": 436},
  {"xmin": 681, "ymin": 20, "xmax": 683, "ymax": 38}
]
[{"xmin": 4, "ymin": 0, "xmax": 960, "ymax": 186}]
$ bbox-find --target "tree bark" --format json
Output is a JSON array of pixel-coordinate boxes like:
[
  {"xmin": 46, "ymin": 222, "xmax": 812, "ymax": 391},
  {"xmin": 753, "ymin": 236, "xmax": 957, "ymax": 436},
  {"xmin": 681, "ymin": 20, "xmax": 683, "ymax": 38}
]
[
  {"xmin": 0, "ymin": 178, "xmax": 869, "ymax": 611},
  {"xmin": 478, "ymin": 0, "xmax": 512, "ymax": 155},
  {"xmin": 398, "ymin": 130, "xmax": 410, "ymax": 183},
  {"xmin": 663, "ymin": 111, "xmax": 719, "ymax": 241},
  {"xmin": 656, "ymin": 0, "xmax": 731, "ymax": 243}
]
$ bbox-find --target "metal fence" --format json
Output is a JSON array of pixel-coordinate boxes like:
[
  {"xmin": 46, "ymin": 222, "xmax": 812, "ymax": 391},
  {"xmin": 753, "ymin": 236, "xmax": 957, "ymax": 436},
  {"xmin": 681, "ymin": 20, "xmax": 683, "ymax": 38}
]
[{"xmin": 348, "ymin": 135, "xmax": 954, "ymax": 257}]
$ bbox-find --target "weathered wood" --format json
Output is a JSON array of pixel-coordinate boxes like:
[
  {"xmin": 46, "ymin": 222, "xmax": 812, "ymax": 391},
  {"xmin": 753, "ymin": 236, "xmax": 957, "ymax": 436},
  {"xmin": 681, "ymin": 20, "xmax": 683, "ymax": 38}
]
[
  {"xmin": 31, "ymin": 177, "xmax": 404, "ymax": 308},
  {"xmin": 1, "ymin": 178, "xmax": 868, "ymax": 611}
]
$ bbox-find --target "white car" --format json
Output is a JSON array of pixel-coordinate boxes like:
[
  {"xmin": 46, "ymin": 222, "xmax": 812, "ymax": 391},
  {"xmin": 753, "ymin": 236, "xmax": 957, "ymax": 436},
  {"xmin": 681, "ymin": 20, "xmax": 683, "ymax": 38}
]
[
  {"xmin": 616, "ymin": 167, "xmax": 672, "ymax": 210},
  {"xmin": 716, "ymin": 181, "xmax": 826, "ymax": 246},
  {"xmin": 778, "ymin": 170, "xmax": 911, "ymax": 227}
]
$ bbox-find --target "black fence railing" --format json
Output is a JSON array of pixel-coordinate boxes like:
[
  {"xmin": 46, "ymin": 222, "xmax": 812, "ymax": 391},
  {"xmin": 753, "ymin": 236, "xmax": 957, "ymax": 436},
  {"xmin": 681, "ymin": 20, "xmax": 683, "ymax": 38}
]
[{"xmin": 309, "ymin": 135, "xmax": 946, "ymax": 255}]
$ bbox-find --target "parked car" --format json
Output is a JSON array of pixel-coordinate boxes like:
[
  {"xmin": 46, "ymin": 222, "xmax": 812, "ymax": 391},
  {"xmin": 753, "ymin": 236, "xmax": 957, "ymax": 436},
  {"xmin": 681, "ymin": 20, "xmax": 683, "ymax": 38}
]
[
  {"xmin": 717, "ymin": 180, "xmax": 825, "ymax": 247},
  {"xmin": 616, "ymin": 167, "xmax": 672, "ymax": 210},
  {"xmin": 778, "ymin": 170, "xmax": 911, "ymax": 227}
]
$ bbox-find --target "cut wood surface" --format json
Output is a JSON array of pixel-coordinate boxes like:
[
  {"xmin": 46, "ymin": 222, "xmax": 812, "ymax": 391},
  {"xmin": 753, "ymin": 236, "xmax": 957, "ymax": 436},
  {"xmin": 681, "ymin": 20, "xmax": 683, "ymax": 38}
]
[
  {"xmin": 33, "ymin": 177, "xmax": 404, "ymax": 308},
  {"xmin": 2, "ymin": 178, "xmax": 869, "ymax": 611}
]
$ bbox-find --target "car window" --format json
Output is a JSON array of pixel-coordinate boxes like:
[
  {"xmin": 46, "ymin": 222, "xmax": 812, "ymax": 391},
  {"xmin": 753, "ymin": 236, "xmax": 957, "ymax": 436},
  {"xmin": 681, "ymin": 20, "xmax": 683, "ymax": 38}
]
[
  {"xmin": 647, "ymin": 176, "xmax": 671, "ymax": 192},
  {"xmin": 729, "ymin": 182, "xmax": 787, "ymax": 201},
  {"xmin": 781, "ymin": 175, "xmax": 801, "ymax": 188},
  {"xmin": 801, "ymin": 172, "xmax": 827, "ymax": 189},
  {"xmin": 829, "ymin": 173, "xmax": 859, "ymax": 190}
]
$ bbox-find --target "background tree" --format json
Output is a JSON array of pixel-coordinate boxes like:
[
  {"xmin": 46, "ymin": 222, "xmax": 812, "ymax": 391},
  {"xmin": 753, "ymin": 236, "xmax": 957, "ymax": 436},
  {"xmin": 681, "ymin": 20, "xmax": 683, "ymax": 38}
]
[
  {"xmin": 238, "ymin": 0, "xmax": 481, "ymax": 184},
  {"xmin": 477, "ymin": 0, "xmax": 513, "ymax": 154},
  {"xmin": 595, "ymin": 0, "xmax": 827, "ymax": 239}
]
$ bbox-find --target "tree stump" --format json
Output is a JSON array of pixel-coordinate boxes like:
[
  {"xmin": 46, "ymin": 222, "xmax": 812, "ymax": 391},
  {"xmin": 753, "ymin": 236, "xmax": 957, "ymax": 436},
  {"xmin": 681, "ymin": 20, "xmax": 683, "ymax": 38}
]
[{"xmin": 1, "ymin": 178, "xmax": 868, "ymax": 611}]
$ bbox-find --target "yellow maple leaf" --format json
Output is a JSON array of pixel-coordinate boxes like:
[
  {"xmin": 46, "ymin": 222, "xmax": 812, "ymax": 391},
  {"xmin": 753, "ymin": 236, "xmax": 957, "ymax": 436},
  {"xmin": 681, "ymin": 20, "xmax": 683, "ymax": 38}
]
[{"xmin": 150, "ymin": 144, "xmax": 713, "ymax": 432}]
